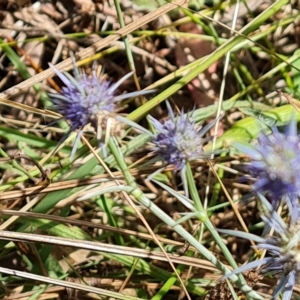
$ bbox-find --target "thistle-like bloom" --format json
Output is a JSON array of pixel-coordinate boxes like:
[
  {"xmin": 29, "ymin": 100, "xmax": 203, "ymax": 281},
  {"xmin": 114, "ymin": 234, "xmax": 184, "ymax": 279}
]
[
  {"xmin": 49, "ymin": 61, "xmax": 153, "ymax": 158},
  {"xmin": 220, "ymin": 193, "xmax": 300, "ymax": 300},
  {"xmin": 234, "ymin": 118, "xmax": 300, "ymax": 216},
  {"xmin": 148, "ymin": 104, "xmax": 216, "ymax": 170}
]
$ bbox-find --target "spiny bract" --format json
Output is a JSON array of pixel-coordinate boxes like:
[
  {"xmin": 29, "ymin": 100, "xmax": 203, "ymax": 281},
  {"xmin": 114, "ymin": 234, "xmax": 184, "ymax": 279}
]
[
  {"xmin": 148, "ymin": 105, "xmax": 215, "ymax": 170},
  {"xmin": 234, "ymin": 118, "xmax": 300, "ymax": 215},
  {"xmin": 221, "ymin": 193, "xmax": 300, "ymax": 300},
  {"xmin": 48, "ymin": 61, "xmax": 152, "ymax": 158}
]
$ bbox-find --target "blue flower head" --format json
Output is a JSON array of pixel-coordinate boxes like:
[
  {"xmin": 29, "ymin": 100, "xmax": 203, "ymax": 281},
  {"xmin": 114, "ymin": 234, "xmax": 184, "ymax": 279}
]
[
  {"xmin": 148, "ymin": 104, "xmax": 216, "ymax": 170},
  {"xmin": 221, "ymin": 193, "xmax": 300, "ymax": 300},
  {"xmin": 49, "ymin": 60, "xmax": 153, "ymax": 158},
  {"xmin": 234, "ymin": 118, "xmax": 300, "ymax": 214}
]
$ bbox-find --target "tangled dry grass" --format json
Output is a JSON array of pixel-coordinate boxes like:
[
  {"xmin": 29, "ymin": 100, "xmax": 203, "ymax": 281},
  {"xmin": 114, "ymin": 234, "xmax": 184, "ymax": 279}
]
[{"xmin": 0, "ymin": 0, "xmax": 299, "ymax": 299}]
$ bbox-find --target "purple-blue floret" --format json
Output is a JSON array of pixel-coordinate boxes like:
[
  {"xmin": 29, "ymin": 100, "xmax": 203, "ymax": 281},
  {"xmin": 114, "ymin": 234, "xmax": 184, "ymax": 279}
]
[
  {"xmin": 235, "ymin": 119, "xmax": 300, "ymax": 211},
  {"xmin": 224, "ymin": 119, "xmax": 300, "ymax": 300},
  {"xmin": 49, "ymin": 64, "xmax": 123, "ymax": 131},
  {"xmin": 149, "ymin": 109, "xmax": 215, "ymax": 170},
  {"xmin": 48, "ymin": 61, "xmax": 154, "ymax": 159},
  {"xmin": 221, "ymin": 193, "xmax": 300, "ymax": 300}
]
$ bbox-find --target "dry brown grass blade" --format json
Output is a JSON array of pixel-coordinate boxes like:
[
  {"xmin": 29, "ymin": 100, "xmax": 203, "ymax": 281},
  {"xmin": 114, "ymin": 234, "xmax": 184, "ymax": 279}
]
[
  {"xmin": 0, "ymin": 209, "xmax": 184, "ymax": 247},
  {"xmin": 0, "ymin": 167, "xmax": 166, "ymax": 201},
  {"xmin": 0, "ymin": 99, "xmax": 60, "ymax": 118},
  {"xmin": 0, "ymin": 265, "xmax": 140, "ymax": 299},
  {"xmin": 6, "ymin": 36, "xmax": 61, "ymax": 92},
  {"xmin": 277, "ymin": 90, "xmax": 300, "ymax": 114},
  {"xmin": 0, "ymin": 0, "xmax": 187, "ymax": 106},
  {"xmin": 0, "ymin": 230, "xmax": 219, "ymax": 271},
  {"xmin": 0, "ymin": 173, "xmax": 118, "ymax": 201}
]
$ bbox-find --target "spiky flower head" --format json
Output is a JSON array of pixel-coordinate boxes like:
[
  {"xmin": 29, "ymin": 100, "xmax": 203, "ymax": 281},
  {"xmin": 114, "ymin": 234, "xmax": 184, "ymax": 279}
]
[
  {"xmin": 148, "ymin": 104, "xmax": 216, "ymax": 170},
  {"xmin": 220, "ymin": 193, "xmax": 300, "ymax": 300},
  {"xmin": 48, "ymin": 60, "xmax": 153, "ymax": 158},
  {"xmin": 234, "ymin": 118, "xmax": 300, "ymax": 215}
]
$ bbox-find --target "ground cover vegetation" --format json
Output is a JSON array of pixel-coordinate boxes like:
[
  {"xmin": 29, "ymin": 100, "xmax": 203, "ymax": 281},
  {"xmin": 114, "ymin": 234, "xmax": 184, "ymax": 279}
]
[{"xmin": 0, "ymin": 0, "xmax": 300, "ymax": 299}]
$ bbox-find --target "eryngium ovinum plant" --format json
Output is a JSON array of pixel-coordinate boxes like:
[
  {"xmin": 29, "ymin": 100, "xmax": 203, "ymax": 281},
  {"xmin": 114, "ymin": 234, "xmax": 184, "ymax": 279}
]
[
  {"xmin": 219, "ymin": 192, "xmax": 300, "ymax": 300},
  {"xmin": 234, "ymin": 118, "xmax": 300, "ymax": 222},
  {"xmin": 148, "ymin": 102, "xmax": 218, "ymax": 194},
  {"xmin": 48, "ymin": 58, "xmax": 153, "ymax": 159},
  {"xmin": 221, "ymin": 119, "xmax": 300, "ymax": 300}
]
